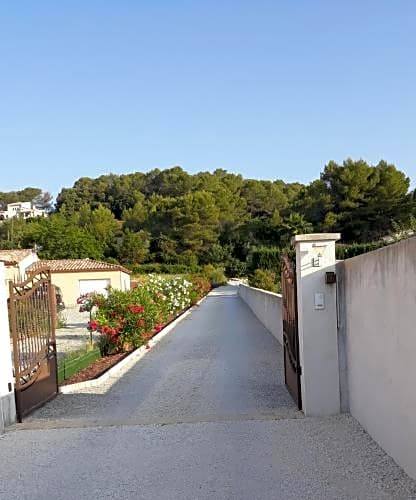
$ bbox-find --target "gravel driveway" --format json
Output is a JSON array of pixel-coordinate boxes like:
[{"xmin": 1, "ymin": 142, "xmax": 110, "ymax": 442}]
[
  {"xmin": 56, "ymin": 306, "xmax": 99, "ymax": 358},
  {"xmin": 1, "ymin": 285, "xmax": 415, "ymax": 499}
]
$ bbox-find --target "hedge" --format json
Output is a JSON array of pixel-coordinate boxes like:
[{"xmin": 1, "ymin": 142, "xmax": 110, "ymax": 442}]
[
  {"xmin": 335, "ymin": 241, "xmax": 390, "ymax": 260},
  {"xmin": 130, "ymin": 263, "xmax": 200, "ymax": 275}
]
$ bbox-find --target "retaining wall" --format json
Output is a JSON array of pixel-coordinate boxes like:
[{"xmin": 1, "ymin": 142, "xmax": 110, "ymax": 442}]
[{"xmin": 238, "ymin": 284, "xmax": 283, "ymax": 344}]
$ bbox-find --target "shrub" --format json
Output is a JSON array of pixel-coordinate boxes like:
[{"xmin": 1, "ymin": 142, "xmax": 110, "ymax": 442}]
[
  {"xmin": 187, "ymin": 275, "xmax": 212, "ymax": 304},
  {"xmin": 91, "ymin": 274, "xmax": 210, "ymax": 354},
  {"xmin": 247, "ymin": 247, "xmax": 286, "ymax": 275},
  {"xmin": 201, "ymin": 265, "xmax": 227, "ymax": 287},
  {"xmin": 246, "ymin": 246, "xmax": 293, "ymax": 291},
  {"xmin": 248, "ymin": 269, "xmax": 279, "ymax": 293},
  {"xmin": 225, "ymin": 259, "xmax": 247, "ymax": 278},
  {"xmin": 335, "ymin": 241, "xmax": 389, "ymax": 260}
]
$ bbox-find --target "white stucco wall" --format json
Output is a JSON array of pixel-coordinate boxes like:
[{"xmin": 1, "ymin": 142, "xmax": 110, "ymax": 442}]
[
  {"xmin": 238, "ymin": 284, "xmax": 283, "ymax": 344},
  {"xmin": 0, "ymin": 264, "xmax": 16, "ymax": 432},
  {"xmin": 341, "ymin": 236, "xmax": 416, "ymax": 480},
  {"xmin": 18, "ymin": 252, "xmax": 39, "ymax": 278},
  {"xmin": 294, "ymin": 234, "xmax": 341, "ymax": 417},
  {"xmin": 3, "ymin": 251, "xmax": 39, "ymax": 285}
]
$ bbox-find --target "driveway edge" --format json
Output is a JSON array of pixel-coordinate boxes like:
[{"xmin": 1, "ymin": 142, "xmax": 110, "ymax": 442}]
[{"xmin": 60, "ymin": 294, "xmax": 208, "ymax": 394}]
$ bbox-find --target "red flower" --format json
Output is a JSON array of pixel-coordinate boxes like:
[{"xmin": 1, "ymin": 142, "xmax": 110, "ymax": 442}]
[
  {"xmin": 137, "ymin": 318, "xmax": 145, "ymax": 328},
  {"xmin": 128, "ymin": 304, "xmax": 145, "ymax": 314},
  {"xmin": 101, "ymin": 325, "xmax": 111, "ymax": 335},
  {"xmin": 88, "ymin": 320, "xmax": 98, "ymax": 331},
  {"xmin": 155, "ymin": 323, "xmax": 163, "ymax": 333}
]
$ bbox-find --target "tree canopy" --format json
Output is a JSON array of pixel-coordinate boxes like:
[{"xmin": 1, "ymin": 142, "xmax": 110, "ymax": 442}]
[{"xmin": 1, "ymin": 161, "xmax": 414, "ymax": 268}]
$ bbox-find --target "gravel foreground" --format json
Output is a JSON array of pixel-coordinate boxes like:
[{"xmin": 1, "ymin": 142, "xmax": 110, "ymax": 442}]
[
  {"xmin": 2, "ymin": 286, "xmax": 415, "ymax": 499},
  {"xmin": 1, "ymin": 415, "xmax": 415, "ymax": 500}
]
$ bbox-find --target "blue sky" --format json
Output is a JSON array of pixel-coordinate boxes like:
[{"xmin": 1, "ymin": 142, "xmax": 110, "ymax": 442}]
[{"xmin": 1, "ymin": 1, "xmax": 415, "ymax": 195}]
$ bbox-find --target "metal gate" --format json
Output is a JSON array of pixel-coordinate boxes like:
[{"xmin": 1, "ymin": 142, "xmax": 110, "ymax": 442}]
[
  {"xmin": 281, "ymin": 255, "xmax": 302, "ymax": 410},
  {"xmin": 8, "ymin": 270, "xmax": 58, "ymax": 422}
]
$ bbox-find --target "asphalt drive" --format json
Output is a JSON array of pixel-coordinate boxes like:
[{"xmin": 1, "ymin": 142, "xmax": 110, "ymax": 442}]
[{"xmin": 1, "ymin": 285, "xmax": 415, "ymax": 499}]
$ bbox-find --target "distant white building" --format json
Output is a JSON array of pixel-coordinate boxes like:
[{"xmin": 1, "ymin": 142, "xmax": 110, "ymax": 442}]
[{"xmin": 0, "ymin": 202, "xmax": 47, "ymax": 220}]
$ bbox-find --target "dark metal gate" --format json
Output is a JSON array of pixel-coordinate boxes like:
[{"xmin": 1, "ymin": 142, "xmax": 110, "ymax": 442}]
[
  {"xmin": 8, "ymin": 270, "xmax": 58, "ymax": 422},
  {"xmin": 281, "ymin": 255, "xmax": 302, "ymax": 410}
]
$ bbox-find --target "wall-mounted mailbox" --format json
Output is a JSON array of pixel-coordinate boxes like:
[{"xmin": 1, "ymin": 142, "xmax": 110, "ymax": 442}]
[{"xmin": 325, "ymin": 272, "xmax": 336, "ymax": 284}]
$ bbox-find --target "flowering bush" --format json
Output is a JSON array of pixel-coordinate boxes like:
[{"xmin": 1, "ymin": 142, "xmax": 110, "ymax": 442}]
[
  {"xmin": 78, "ymin": 293, "xmax": 106, "ymax": 345},
  {"xmin": 187, "ymin": 275, "xmax": 212, "ymax": 304},
  {"xmin": 77, "ymin": 293, "xmax": 96, "ymax": 313},
  {"xmin": 91, "ymin": 275, "xmax": 210, "ymax": 355}
]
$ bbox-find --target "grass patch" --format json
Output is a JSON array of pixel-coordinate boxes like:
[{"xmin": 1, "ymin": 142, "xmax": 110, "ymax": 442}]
[{"xmin": 58, "ymin": 346, "xmax": 102, "ymax": 384}]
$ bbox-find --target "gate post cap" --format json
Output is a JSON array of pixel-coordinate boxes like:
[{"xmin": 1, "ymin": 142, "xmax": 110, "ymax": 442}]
[{"xmin": 292, "ymin": 233, "xmax": 341, "ymax": 244}]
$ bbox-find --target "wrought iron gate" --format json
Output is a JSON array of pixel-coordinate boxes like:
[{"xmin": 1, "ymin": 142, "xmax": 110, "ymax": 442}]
[
  {"xmin": 8, "ymin": 270, "xmax": 58, "ymax": 422},
  {"xmin": 281, "ymin": 255, "xmax": 302, "ymax": 410}
]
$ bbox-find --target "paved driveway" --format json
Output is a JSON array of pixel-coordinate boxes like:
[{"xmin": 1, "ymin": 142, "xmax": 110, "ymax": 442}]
[{"xmin": 1, "ymin": 286, "xmax": 415, "ymax": 499}]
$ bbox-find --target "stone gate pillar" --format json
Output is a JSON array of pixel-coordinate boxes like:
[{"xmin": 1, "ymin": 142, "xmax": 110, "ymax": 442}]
[
  {"xmin": 293, "ymin": 233, "xmax": 341, "ymax": 416},
  {"xmin": 0, "ymin": 263, "xmax": 16, "ymax": 432}
]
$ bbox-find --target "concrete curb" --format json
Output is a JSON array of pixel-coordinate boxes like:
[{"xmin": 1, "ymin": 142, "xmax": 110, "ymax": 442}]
[{"xmin": 60, "ymin": 294, "xmax": 208, "ymax": 394}]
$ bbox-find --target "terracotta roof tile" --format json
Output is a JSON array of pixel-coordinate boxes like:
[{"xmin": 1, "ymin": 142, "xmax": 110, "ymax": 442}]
[
  {"xmin": 0, "ymin": 249, "xmax": 34, "ymax": 265},
  {"xmin": 28, "ymin": 259, "xmax": 131, "ymax": 274}
]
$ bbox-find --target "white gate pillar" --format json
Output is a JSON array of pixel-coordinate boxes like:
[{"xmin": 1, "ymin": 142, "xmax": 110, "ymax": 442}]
[
  {"xmin": 293, "ymin": 233, "xmax": 341, "ymax": 416},
  {"xmin": 0, "ymin": 263, "xmax": 16, "ymax": 432}
]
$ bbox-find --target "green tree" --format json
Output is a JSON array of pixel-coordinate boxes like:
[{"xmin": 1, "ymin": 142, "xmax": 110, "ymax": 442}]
[
  {"xmin": 122, "ymin": 193, "xmax": 147, "ymax": 232},
  {"xmin": 280, "ymin": 213, "xmax": 313, "ymax": 245},
  {"xmin": 23, "ymin": 214, "xmax": 103, "ymax": 259},
  {"xmin": 33, "ymin": 191, "xmax": 54, "ymax": 212},
  {"xmin": 322, "ymin": 159, "xmax": 410, "ymax": 241},
  {"xmin": 0, "ymin": 187, "xmax": 43, "ymax": 210},
  {"xmin": 118, "ymin": 230, "xmax": 150, "ymax": 264},
  {"xmin": 143, "ymin": 166, "xmax": 194, "ymax": 197},
  {"xmin": 171, "ymin": 191, "xmax": 220, "ymax": 261},
  {"xmin": 76, "ymin": 204, "xmax": 119, "ymax": 254}
]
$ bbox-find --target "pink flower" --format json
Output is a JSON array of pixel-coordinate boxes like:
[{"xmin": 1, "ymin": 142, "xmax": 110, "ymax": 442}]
[{"xmin": 155, "ymin": 323, "xmax": 163, "ymax": 333}]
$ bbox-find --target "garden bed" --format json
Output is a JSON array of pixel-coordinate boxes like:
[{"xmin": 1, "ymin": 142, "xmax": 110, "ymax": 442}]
[
  {"xmin": 58, "ymin": 300, "xmax": 206, "ymax": 386},
  {"xmin": 58, "ymin": 274, "xmax": 212, "ymax": 387},
  {"xmin": 58, "ymin": 347, "xmax": 102, "ymax": 384},
  {"xmin": 60, "ymin": 351, "xmax": 131, "ymax": 385}
]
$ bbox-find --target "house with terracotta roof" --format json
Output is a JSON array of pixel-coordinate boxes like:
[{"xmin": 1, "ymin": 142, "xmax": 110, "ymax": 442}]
[
  {"xmin": 27, "ymin": 259, "xmax": 131, "ymax": 306},
  {"xmin": 0, "ymin": 249, "xmax": 39, "ymax": 283}
]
